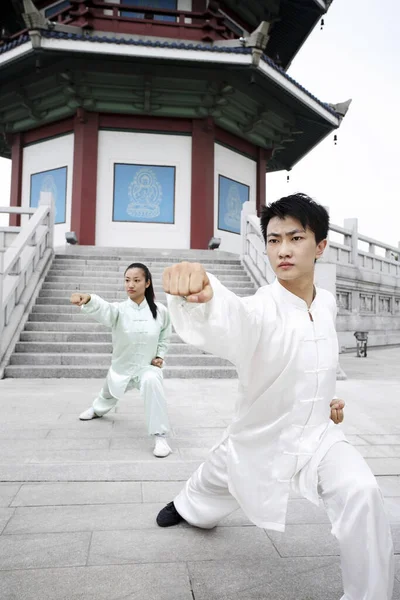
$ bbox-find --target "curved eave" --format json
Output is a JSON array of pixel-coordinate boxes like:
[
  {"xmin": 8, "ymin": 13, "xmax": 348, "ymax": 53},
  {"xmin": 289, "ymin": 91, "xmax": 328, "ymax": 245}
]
[
  {"xmin": 0, "ymin": 33, "xmax": 341, "ymax": 169},
  {"xmin": 0, "ymin": 33, "xmax": 339, "ymax": 121}
]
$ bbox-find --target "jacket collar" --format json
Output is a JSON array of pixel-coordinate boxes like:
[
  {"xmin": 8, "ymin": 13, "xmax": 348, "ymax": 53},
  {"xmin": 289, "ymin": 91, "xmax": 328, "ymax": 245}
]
[
  {"xmin": 128, "ymin": 297, "xmax": 149, "ymax": 311},
  {"xmin": 272, "ymin": 278, "xmax": 317, "ymax": 311}
]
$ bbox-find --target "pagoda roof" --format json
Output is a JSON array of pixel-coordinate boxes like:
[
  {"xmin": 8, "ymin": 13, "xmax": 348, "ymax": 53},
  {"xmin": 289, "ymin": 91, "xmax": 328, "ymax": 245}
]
[
  {"xmin": 0, "ymin": 28, "xmax": 346, "ymax": 172},
  {"xmin": 3, "ymin": 0, "xmax": 335, "ymax": 70},
  {"xmin": 0, "ymin": 30, "xmax": 339, "ymax": 120},
  {"xmin": 221, "ymin": 0, "xmax": 335, "ymax": 70}
]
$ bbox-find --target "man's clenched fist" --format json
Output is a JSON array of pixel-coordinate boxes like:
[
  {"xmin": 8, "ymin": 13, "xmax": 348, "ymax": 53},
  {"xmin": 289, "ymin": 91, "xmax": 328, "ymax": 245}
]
[
  {"xmin": 330, "ymin": 399, "xmax": 345, "ymax": 424},
  {"xmin": 162, "ymin": 262, "xmax": 213, "ymax": 303},
  {"xmin": 70, "ymin": 292, "xmax": 91, "ymax": 306}
]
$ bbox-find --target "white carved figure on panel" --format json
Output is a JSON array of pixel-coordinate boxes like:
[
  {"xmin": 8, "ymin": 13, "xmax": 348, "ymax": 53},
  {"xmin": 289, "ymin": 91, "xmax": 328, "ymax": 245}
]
[
  {"xmin": 224, "ymin": 183, "xmax": 242, "ymax": 230},
  {"xmin": 127, "ymin": 168, "xmax": 162, "ymax": 219}
]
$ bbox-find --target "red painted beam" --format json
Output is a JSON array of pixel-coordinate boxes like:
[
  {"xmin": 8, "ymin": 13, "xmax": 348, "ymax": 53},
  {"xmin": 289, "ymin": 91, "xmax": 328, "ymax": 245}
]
[
  {"xmin": 23, "ymin": 118, "xmax": 74, "ymax": 146},
  {"xmin": 71, "ymin": 110, "xmax": 99, "ymax": 245},
  {"xmin": 99, "ymin": 114, "xmax": 191, "ymax": 133},
  {"xmin": 191, "ymin": 118, "xmax": 214, "ymax": 249},
  {"xmin": 215, "ymin": 126, "xmax": 258, "ymax": 160},
  {"xmin": 9, "ymin": 133, "xmax": 23, "ymax": 227}
]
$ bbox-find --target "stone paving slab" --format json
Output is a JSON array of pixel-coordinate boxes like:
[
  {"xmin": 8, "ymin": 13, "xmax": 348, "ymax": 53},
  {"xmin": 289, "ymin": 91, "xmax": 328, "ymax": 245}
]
[
  {"xmin": 88, "ymin": 526, "xmax": 278, "ymax": 566},
  {"xmin": 187, "ymin": 557, "xmax": 400, "ymax": 600},
  {"xmin": 11, "ymin": 482, "xmax": 143, "ymax": 506},
  {"xmin": 0, "ymin": 484, "xmax": 21, "ymax": 506},
  {"xmin": 0, "ymin": 563, "xmax": 193, "ymax": 600},
  {"xmin": 3, "ymin": 503, "xmax": 166, "ymax": 534},
  {"xmin": 0, "ymin": 531, "xmax": 91, "ymax": 570},
  {"xmin": 0, "ymin": 346, "xmax": 399, "ymax": 598}
]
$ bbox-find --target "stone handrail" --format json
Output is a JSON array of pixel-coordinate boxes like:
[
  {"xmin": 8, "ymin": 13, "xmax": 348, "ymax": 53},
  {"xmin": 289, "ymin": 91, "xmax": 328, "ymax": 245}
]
[
  {"xmin": 240, "ymin": 202, "xmax": 275, "ymax": 287},
  {"xmin": 328, "ymin": 221, "xmax": 400, "ymax": 276},
  {"xmin": 0, "ymin": 194, "xmax": 55, "ymax": 377}
]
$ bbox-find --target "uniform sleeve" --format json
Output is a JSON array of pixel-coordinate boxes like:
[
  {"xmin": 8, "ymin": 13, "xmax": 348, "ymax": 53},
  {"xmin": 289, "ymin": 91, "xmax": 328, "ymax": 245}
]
[
  {"xmin": 166, "ymin": 272, "xmax": 261, "ymax": 367},
  {"xmin": 81, "ymin": 294, "xmax": 120, "ymax": 328},
  {"xmin": 156, "ymin": 305, "xmax": 171, "ymax": 359}
]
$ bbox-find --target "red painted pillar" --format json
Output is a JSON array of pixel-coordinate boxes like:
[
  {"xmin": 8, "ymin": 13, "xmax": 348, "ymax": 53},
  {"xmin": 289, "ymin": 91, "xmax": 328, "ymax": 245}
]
[
  {"xmin": 9, "ymin": 133, "xmax": 23, "ymax": 227},
  {"xmin": 71, "ymin": 109, "xmax": 99, "ymax": 245},
  {"xmin": 256, "ymin": 148, "xmax": 273, "ymax": 216},
  {"xmin": 191, "ymin": 118, "xmax": 214, "ymax": 249}
]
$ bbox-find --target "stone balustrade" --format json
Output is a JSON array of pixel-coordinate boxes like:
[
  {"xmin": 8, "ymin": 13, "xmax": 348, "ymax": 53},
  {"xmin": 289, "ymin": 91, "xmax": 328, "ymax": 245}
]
[{"xmin": 0, "ymin": 194, "xmax": 54, "ymax": 377}]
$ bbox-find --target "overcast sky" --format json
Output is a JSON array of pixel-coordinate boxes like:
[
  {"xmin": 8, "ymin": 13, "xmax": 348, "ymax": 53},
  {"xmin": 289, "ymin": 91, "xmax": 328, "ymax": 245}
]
[
  {"xmin": 1, "ymin": 0, "xmax": 399, "ymax": 246},
  {"xmin": 267, "ymin": 0, "xmax": 400, "ymax": 248}
]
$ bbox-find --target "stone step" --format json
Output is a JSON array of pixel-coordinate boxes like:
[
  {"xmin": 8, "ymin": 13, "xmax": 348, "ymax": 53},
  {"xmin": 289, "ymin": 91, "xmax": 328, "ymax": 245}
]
[
  {"xmin": 55, "ymin": 248, "xmax": 237, "ymax": 259},
  {"xmin": 46, "ymin": 266, "xmax": 245, "ymax": 278},
  {"xmin": 32, "ymin": 305, "xmax": 104, "ymax": 313},
  {"xmin": 42, "ymin": 276, "xmax": 251, "ymax": 288},
  {"xmin": 14, "ymin": 341, "xmax": 199, "ymax": 354},
  {"xmin": 8, "ymin": 248, "xmax": 249, "ymax": 379},
  {"xmin": 24, "ymin": 321, "xmax": 113, "ymax": 331},
  {"xmin": 54, "ymin": 252, "xmax": 240, "ymax": 260},
  {"xmin": 37, "ymin": 287, "xmax": 255, "ymax": 300},
  {"xmin": 19, "ymin": 331, "xmax": 183, "ymax": 343},
  {"xmin": 4, "ymin": 365, "xmax": 237, "ymax": 378},
  {"xmin": 40, "ymin": 281, "xmax": 253, "ymax": 295},
  {"xmin": 9, "ymin": 352, "xmax": 231, "ymax": 366},
  {"xmin": 51, "ymin": 259, "xmax": 242, "ymax": 267},
  {"xmin": 34, "ymin": 291, "xmax": 254, "ymax": 306},
  {"xmin": 51, "ymin": 259, "xmax": 242, "ymax": 269},
  {"xmin": 28, "ymin": 312, "xmax": 132, "ymax": 322}
]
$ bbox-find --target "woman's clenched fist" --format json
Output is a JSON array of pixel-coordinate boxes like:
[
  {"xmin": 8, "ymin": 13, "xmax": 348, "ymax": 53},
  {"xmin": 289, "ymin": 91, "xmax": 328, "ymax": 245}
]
[
  {"xmin": 70, "ymin": 292, "xmax": 91, "ymax": 306},
  {"xmin": 162, "ymin": 262, "xmax": 213, "ymax": 303}
]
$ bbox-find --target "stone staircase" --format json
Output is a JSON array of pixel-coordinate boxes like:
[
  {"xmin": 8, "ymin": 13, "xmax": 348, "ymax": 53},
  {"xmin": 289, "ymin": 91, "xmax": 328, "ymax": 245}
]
[{"xmin": 4, "ymin": 248, "xmax": 257, "ymax": 378}]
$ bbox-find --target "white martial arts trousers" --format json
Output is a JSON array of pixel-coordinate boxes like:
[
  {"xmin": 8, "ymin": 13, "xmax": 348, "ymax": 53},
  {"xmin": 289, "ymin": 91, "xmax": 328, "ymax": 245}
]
[
  {"xmin": 92, "ymin": 366, "xmax": 170, "ymax": 436},
  {"xmin": 174, "ymin": 441, "xmax": 394, "ymax": 600}
]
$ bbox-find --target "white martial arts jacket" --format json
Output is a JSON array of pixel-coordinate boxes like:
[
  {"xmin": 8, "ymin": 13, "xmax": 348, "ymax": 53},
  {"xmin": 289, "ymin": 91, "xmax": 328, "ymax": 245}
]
[
  {"xmin": 81, "ymin": 295, "xmax": 171, "ymax": 398},
  {"xmin": 168, "ymin": 274, "xmax": 346, "ymax": 531}
]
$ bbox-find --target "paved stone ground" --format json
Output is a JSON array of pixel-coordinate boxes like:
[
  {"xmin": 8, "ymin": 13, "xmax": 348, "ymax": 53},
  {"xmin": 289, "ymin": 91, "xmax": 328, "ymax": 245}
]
[{"xmin": 0, "ymin": 348, "xmax": 399, "ymax": 599}]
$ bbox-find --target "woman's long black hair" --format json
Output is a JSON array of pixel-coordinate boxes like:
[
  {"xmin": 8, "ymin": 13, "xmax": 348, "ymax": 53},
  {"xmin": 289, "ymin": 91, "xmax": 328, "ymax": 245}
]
[{"xmin": 124, "ymin": 262, "xmax": 158, "ymax": 319}]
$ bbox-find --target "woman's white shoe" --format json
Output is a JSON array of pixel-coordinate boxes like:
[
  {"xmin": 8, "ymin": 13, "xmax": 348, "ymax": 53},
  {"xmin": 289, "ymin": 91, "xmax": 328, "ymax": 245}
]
[
  {"xmin": 153, "ymin": 436, "xmax": 172, "ymax": 458},
  {"xmin": 79, "ymin": 407, "xmax": 101, "ymax": 421}
]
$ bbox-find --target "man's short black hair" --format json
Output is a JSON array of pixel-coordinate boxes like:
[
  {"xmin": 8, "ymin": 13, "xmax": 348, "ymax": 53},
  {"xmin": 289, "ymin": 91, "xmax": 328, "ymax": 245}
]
[{"xmin": 260, "ymin": 193, "xmax": 329, "ymax": 244}]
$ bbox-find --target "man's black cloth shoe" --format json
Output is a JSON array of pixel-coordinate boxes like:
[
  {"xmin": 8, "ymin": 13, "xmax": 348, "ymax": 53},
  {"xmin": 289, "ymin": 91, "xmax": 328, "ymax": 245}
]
[{"xmin": 156, "ymin": 501, "xmax": 183, "ymax": 527}]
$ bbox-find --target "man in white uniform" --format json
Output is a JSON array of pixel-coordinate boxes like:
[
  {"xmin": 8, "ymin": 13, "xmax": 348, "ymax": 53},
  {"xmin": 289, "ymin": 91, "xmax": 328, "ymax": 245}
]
[{"xmin": 156, "ymin": 194, "xmax": 394, "ymax": 599}]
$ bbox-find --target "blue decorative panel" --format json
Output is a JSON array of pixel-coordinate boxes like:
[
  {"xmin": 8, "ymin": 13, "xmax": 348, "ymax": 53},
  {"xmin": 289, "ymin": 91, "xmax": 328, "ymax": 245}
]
[
  {"xmin": 30, "ymin": 166, "xmax": 67, "ymax": 225},
  {"xmin": 120, "ymin": 0, "xmax": 177, "ymax": 21},
  {"xmin": 113, "ymin": 164, "xmax": 175, "ymax": 224},
  {"xmin": 218, "ymin": 175, "xmax": 250, "ymax": 235}
]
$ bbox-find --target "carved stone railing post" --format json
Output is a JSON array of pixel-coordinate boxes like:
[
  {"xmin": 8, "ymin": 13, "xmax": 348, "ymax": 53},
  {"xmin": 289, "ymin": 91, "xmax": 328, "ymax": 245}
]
[{"xmin": 343, "ymin": 218, "xmax": 359, "ymax": 266}]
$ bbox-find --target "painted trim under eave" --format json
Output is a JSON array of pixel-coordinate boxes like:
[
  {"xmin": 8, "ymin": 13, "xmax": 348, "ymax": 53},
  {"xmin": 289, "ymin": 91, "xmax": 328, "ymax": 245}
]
[
  {"xmin": 40, "ymin": 37, "xmax": 339, "ymax": 126},
  {"xmin": 40, "ymin": 36, "xmax": 252, "ymax": 65},
  {"xmin": 0, "ymin": 40, "xmax": 33, "ymax": 67}
]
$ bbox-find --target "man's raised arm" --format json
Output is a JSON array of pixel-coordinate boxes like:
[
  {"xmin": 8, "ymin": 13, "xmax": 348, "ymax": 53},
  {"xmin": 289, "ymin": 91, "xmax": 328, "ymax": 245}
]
[{"xmin": 163, "ymin": 261, "xmax": 260, "ymax": 367}]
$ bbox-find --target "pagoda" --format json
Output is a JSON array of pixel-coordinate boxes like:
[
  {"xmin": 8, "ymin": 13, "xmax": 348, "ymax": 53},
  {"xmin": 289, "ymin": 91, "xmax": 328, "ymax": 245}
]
[{"xmin": 0, "ymin": 0, "xmax": 348, "ymax": 252}]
